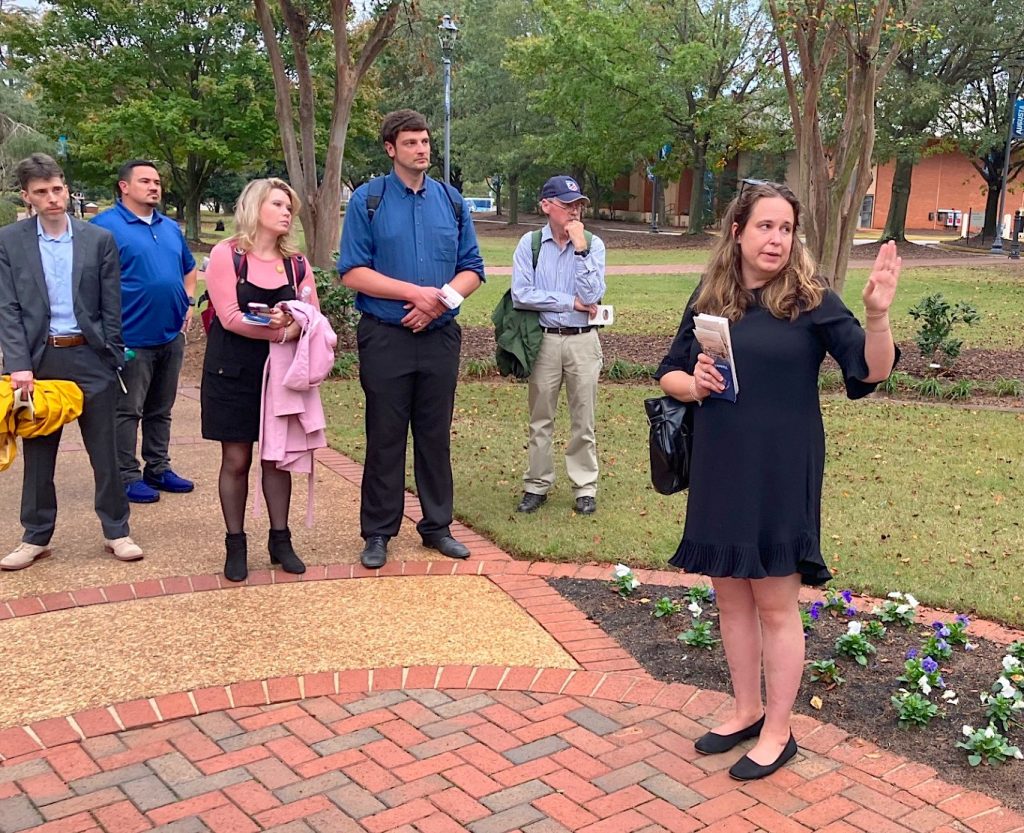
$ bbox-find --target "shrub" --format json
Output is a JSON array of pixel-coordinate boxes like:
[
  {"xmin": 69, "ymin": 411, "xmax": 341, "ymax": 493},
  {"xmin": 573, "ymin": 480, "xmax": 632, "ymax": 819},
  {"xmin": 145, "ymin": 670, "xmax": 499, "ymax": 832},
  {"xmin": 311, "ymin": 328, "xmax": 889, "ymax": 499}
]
[
  {"xmin": 314, "ymin": 266, "xmax": 358, "ymax": 342},
  {"xmin": 330, "ymin": 351, "xmax": 358, "ymax": 379},
  {"xmin": 463, "ymin": 357, "xmax": 497, "ymax": 378},
  {"xmin": 945, "ymin": 380, "xmax": 973, "ymax": 401},
  {"xmin": 907, "ymin": 293, "xmax": 979, "ymax": 367},
  {"xmin": 605, "ymin": 359, "xmax": 655, "ymax": 381},
  {"xmin": 914, "ymin": 377, "xmax": 944, "ymax": 398},
  {"xmin": 993, "ymin": 378, "xmax": 1023, "ymax": 397},
  {"xmin": 880, "ymin": 371, "xmax": 911, "ymax": 395},
  {"xmin": 0, "ymin": 200, "xmax": 17, "ymax": 227}
]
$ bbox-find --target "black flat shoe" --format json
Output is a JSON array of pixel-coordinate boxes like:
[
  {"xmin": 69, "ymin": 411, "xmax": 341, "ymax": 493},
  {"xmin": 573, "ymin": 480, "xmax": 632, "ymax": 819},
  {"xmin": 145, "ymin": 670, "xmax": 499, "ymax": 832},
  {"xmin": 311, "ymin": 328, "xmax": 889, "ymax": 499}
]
[
  {"xmin": 360, "ymin": 535, "xmax": 389, "ymax": 569},
  {"xmin": 729, "ymin": 733, "xmax": 798, "ymax": 781},
  {"xmin": 516, "ymin": 492, "xmax": 547, "ymax": 513},
  {"xmin": 694, "ymin": 714, "xmax": 765, "ymax": 755}
]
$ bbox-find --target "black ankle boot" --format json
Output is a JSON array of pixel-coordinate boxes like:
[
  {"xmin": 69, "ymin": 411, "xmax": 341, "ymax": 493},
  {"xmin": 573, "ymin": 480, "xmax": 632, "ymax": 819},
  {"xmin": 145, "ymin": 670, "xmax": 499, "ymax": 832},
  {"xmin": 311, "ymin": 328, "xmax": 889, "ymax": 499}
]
[
  {"xmin": 268, "ymin": 528, "xmax": 305, "ymax": 574},
  {"xmin": 224, "ymin": 532, "xmax": 248, "ymax": 582}
]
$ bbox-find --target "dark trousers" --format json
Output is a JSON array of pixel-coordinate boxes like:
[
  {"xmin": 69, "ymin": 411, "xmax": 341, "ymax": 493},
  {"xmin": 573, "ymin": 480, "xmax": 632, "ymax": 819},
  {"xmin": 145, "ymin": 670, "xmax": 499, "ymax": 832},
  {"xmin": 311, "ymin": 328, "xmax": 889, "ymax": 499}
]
[
  {"xmin": 22, "ymin": 345, "xmax": 130, "ymax": 544},
  {"xmin": 357, "ymin": 316, "xmax": 461, "ymax": 540},
  {"xmin": 117, "ymin": 332, "xmax": 184, "ymax": 483}
]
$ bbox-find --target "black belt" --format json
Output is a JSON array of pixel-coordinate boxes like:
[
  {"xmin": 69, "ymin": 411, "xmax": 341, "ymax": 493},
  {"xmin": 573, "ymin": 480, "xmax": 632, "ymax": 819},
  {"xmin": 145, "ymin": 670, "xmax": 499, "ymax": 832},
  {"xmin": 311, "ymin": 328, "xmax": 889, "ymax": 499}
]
[
  {"xmin": 542, "ymin": 325, "xmax": 598, "ymax": 336},
  {"xmin": 362, "ymin": 312, "xmax": 452, "ymax": 331}
]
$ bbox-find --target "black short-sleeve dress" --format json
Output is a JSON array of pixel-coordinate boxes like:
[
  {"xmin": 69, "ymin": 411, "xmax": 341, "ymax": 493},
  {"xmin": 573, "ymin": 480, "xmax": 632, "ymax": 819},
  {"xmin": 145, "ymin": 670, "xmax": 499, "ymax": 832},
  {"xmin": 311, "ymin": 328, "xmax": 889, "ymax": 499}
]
[{"xmin": 654, "ymin": 287, "xmax": 898, "ymax": 586}]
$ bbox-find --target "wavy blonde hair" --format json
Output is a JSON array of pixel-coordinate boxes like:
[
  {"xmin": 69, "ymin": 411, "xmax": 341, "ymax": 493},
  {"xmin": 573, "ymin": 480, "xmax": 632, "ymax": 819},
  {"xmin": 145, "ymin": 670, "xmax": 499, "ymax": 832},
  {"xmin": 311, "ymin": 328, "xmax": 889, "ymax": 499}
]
[
  {"xmin": 231, "ymin": 178, "xmax": 301, "ymax": 259},
  {"xmin": 693, "ymin": 182, "xmax": 823, "ymax": 322}
]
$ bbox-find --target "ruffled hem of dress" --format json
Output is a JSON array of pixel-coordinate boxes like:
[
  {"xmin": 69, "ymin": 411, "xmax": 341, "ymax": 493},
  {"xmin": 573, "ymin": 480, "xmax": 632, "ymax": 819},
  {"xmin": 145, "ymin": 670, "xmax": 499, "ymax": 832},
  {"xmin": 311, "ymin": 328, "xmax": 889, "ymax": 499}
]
[{"xmin": 668, "ymin": 535, "xmax": 832, "ymax": 587}]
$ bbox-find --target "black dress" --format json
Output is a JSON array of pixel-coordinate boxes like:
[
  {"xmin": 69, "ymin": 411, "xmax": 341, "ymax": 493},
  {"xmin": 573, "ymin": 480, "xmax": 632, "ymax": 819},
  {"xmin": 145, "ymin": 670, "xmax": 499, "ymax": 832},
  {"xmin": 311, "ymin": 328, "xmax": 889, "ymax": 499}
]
[
  {"xmin": 654, "ymin": 288, "xmax": 898, "ymax": 586},
  {"xmin": 201, "ymin": 278, "xmax": 297, "ymax": 443}
]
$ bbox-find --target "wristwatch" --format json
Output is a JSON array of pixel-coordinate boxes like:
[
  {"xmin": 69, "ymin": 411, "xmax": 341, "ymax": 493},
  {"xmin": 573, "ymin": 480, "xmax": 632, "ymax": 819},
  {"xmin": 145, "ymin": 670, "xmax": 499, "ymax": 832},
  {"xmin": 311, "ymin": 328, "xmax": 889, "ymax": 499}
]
[
  {"xmin": 574, "ymin": 248, "xmax": 591, "ymax": 257},
  {"xmin": 187, "ymin": 295, "xmax": 196, "ymax": 306}
]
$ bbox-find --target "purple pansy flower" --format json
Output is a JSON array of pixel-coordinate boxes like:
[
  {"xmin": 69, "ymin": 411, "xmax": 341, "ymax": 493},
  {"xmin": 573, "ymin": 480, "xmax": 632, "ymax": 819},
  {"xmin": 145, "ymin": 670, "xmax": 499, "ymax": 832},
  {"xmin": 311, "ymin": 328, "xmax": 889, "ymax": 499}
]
[
  {"xmin": 906, "ymin": 648, "xmax": 918, "ymax": 659},
  {"xmin": 922, "ymin": 657, "xmax": 939, "ymax": 674},
  {"xmin": 841, "ymin": 590, "xmax": 853, "ymax": 603}
]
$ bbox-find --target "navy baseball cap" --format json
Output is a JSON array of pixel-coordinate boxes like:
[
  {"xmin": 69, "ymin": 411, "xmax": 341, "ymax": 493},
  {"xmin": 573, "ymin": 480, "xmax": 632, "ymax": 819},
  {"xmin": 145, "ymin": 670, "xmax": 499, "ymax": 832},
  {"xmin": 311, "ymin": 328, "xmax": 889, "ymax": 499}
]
[{"xmin": 540, "ymin": 175, "xmax": 590, "ymax": 203}]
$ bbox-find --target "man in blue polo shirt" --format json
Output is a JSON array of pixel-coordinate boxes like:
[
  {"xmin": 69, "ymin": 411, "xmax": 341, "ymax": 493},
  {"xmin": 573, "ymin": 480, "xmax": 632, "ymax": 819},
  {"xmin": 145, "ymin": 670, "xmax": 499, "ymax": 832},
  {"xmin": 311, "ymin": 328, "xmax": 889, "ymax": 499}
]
[
  {"xmin": 92, "ymin": 160, "xmax": 197, "ymax": 503},
  {"xmin": 339, "ymin": 109, "xmax": 485, "ymax": 569}
]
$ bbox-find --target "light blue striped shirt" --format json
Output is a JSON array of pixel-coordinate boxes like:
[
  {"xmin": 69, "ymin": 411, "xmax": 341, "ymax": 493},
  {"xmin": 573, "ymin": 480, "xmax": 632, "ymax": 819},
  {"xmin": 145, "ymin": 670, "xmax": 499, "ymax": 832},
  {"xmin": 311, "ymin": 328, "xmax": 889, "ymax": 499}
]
[
  {"xmin": 510, "ymin": 224, "xmax": 606, "ymax": 328},
  {"xmin": 37, "ymin": 216, "xmax": 79, "ymax": 335}
]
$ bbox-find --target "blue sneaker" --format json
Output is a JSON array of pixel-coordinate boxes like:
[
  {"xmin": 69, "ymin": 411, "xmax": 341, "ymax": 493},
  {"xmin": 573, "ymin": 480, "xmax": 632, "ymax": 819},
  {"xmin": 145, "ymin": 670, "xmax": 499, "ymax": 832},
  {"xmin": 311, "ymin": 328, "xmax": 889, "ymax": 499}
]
[
  {"xmin": 125, "ymin": 479, "xmax": 160, "ymax": 503},
  {"xmin": 144, "ymin": 469, "xmax": 194, "ymax": 493}
]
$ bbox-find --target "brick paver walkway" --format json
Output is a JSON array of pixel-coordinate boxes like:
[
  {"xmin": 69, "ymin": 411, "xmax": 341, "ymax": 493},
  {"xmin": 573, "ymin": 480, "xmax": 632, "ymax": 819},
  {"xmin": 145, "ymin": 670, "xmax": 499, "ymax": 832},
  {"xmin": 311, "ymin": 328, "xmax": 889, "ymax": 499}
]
[{"xmin": 2, "ymin": 392, "xmax": 1023, "ymax": 832}]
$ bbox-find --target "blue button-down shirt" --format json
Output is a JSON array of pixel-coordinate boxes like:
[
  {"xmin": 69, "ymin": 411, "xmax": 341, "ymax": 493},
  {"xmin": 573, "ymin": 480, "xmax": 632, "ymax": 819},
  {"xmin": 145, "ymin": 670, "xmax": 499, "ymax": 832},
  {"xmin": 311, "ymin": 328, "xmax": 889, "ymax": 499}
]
[
  {"xmin": 91, "ymin": 201, "xmax": 196, "ymax": 347},
  {"xmin": 510, "ymin": 224, "xmax": 606, "ymax": 328},
  {"xmin": 37, "ymin": 216, "xmax": 80, "ymax": 336},
  {"xmin": 337, "ymin": 172, "xmax": 485, "ymax": 327}
]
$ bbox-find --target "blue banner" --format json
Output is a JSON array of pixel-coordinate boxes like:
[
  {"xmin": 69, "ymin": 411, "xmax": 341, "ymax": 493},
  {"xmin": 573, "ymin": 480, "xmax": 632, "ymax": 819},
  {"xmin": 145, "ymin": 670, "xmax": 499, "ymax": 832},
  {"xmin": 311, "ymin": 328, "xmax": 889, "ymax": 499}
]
[{"xmin": 1014, "ymin": 99, "xmax": 1024, "ymax": 139}]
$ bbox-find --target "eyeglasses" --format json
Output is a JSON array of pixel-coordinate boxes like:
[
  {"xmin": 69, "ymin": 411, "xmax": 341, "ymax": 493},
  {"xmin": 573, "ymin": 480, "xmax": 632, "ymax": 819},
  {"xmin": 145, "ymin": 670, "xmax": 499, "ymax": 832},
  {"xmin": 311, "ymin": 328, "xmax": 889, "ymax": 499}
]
[{"xmin": 738, "ymin": 178, "xmax": 791, "ymax": 198}]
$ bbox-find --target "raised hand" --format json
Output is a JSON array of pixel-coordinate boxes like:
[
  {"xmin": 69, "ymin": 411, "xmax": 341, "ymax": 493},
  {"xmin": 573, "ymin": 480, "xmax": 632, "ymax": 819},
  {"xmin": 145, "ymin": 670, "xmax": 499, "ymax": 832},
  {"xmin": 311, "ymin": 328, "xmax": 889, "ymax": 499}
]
[{"xmin": 862, "ymin": 240, "xmax": 901, "ymax": 315}]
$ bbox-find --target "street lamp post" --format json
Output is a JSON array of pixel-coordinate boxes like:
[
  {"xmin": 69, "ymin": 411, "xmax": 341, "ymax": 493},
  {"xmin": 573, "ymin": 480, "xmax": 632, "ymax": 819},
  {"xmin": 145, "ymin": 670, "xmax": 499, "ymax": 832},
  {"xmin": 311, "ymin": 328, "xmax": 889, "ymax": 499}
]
[
  {"xmin": 992, "ymin": 69, "xmax": 1022, "ymax": 255},
  {"xmin": 437, "ymin": 14, "xmax": 459, "ymax": 186}
]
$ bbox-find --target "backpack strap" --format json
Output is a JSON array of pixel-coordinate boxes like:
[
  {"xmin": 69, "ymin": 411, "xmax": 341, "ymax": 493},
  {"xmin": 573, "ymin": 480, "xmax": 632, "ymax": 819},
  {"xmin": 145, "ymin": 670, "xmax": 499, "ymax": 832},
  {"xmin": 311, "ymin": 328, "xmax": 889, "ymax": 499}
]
[
  {"xmin": 282, "ymin": 254, "xmax": 305, "ymax": 293},
  {"xmin": 366, "ymin": 176, "xmax": 386, "ymax": 222},
  {"xmin": 531, "ymin": 229, "xmax": 592, "ymax": 269},
  {"xmin": 440, "ymin": 181, "xmax": 464, "ymax": 228},
  {"xmin": 232, "ymin": 247, "xmax": 248, "ymax": 282}
]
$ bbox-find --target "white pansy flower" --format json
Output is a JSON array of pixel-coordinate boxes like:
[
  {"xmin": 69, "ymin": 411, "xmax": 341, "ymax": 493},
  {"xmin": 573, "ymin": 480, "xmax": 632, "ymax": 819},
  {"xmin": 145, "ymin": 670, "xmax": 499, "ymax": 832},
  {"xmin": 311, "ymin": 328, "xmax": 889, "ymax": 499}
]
[
  {"xmin": 963, "ymin": 724, "xmax": 974, "ymax": 736},
  {"xmin": 904, "ymin": 594, "xmax": 919, "ymax": 608},
  {"xmin": 1014, "ymin": 748, "xmax": 1023, "ymax": 760},
  {"xmin": 996, "ymin": 676, "xmax": 1017, "ymax": 699},
  {"xmin": 871, "ymin": 605, "xmax": 882, "ymax": 615},
  {"xmin": 887, "ymin": 591, "xmax": 903, "ymax": 600},
  {"xmin": 895, "ymin": 604, "xmax": 910, "ymax": 615},
  {"xmin": 629, "ymin": 576, "xmax": 640, "ymax": 590},
  {"xmin": 918, "ymin": 677, "xmax": 932, "ymax": 696},
  {"xmin": 687, "ymin": 602, "xmax": 702, "ymax": 617},
  {"xmin": 984, "ymin": 725, "xmax": 996, "ymax": 738},
  {"xmin": 613, "ymin": 564, "xmax": 631, "ymax": 578},
  {"xmin": 846, "ymin": 621, "xmax": 862, "ymax": 635},
  {"xmin": 942, "ymin": 690, "xmax": 958, "ymax": 700}
]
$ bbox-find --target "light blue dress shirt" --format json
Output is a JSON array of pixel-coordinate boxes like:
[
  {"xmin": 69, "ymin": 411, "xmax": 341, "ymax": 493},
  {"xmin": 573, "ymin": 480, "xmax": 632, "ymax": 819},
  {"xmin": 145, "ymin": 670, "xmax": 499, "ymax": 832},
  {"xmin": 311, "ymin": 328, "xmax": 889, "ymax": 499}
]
[{"xmin": 37, "ymin": 216, "xmax": 80, "ymax": 335}]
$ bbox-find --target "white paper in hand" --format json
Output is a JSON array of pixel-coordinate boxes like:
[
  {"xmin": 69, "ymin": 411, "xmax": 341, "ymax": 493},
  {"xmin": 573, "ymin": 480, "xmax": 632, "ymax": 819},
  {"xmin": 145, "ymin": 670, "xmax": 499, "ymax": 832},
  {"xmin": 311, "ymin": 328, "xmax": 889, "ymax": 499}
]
[
  {"xmin": 439, "ymin": 283, "xmax": 465, "ymax": 310},
  {"xmin": 588, "ymin": 305, "xmax": 614, "ymax": 326},
  {"xmin": 693, "ymin": 313, "xmax": 740, "ymax": 402}
]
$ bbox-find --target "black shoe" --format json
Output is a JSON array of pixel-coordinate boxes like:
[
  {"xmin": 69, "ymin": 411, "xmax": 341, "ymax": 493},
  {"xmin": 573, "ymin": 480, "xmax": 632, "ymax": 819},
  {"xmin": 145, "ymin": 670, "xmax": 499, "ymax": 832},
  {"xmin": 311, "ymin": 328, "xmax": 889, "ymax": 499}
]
[
  {"xmin": 268, "ymin": 528, "xmax": 306, "ymax": 574},
  {"xmin": 573, "ymin": 496, "xmax": 597, "ymax": 515},
  {"xmin": 422, "ymin": 535, "xmax": 470, "ymax": 559},
  {"xmin": 694, "ymin": 714, "xmax": 765, "ymax": 755},
  {"xmin": 360, "ymin": 535, "xmax": 389, "ymax": 569},
  {"xmin": 224, "ymin": 532, "xmax": 248, "ymax": 583},
  {"xmin": 729, "ymin": 733, "xmax": 798, "ymax": 781},
  {"xmin": 516, "ymin": 492, "xmax": 547, "ymax": 513}
]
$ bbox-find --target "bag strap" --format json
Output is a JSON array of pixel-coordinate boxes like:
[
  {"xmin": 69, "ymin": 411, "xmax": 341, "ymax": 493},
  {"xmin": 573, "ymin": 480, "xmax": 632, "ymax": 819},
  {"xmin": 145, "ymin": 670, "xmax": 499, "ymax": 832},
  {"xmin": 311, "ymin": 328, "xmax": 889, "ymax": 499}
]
[
  {"xmin": 531, "ymin": 229, "xmax": 592, "ymax": 269},
  {"xmin": 282, "ymin": 254, "xmax": 305, "ymax": 292},
  {"xmin": 232, "ymin": 248, "xmax": 248, "ymax": 282},
  {"xmin": 366, "ymin": 176, "xmax": 386, "ymax": 222}
]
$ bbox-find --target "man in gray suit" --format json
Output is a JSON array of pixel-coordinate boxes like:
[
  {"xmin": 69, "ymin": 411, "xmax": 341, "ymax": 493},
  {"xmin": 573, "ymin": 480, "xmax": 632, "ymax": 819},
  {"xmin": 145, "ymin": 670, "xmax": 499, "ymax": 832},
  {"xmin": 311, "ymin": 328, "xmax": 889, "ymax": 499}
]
[{"xmin": 0, "ymin": 153, "xmax": 143, "ymax": 570}]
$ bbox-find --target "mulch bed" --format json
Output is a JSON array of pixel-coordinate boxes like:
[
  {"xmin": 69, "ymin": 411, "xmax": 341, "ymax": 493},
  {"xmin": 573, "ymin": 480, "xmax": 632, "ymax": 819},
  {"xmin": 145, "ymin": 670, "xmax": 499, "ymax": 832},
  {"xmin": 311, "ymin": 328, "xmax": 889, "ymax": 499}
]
[{"xmin": 550, "ymin": 577, "xmax": 1024, "ymax": 811}]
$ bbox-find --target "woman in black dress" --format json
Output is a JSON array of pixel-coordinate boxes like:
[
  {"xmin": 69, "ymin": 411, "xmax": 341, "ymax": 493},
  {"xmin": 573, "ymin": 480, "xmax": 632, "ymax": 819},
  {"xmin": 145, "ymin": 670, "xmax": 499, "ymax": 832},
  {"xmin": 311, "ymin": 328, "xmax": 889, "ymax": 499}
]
[
  {"xmin": 656, "ymin": 182, "xmax": 900, "ymax": 780},
  {"xmin": 201, "ymin": 178, "xmax": 318, "ymax": 582}
]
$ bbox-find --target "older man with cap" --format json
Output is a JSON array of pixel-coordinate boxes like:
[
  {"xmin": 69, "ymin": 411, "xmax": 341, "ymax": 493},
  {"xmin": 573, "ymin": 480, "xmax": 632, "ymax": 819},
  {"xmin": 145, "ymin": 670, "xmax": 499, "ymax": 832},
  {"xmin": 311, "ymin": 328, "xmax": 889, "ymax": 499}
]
[{"xmin": 510, "ymin": 175, "xmax": 607, "ymax": 516}]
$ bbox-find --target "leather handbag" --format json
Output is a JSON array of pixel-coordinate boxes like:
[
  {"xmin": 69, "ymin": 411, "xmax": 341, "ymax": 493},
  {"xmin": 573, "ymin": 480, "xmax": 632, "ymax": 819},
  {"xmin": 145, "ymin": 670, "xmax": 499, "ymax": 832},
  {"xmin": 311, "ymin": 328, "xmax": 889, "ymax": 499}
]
[{"xmin": 644, "ymin": 395, "xmax": 694, "ymax": 495}]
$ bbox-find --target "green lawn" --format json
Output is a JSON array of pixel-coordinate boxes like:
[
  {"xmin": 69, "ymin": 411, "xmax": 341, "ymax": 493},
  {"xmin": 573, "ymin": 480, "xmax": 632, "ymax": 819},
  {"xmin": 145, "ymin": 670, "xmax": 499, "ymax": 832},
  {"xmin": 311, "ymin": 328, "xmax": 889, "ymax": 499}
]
[
  {"xmin": 323, "ymin": 380, "xmax": 1024, "ymax": 627},
  {"xmin": 454, "ymin": 266, "xmax": 1024, "ymax": 347},
  {"xmin": 475, "ymin": 235, "xmax": 711, "ymax": 267}
]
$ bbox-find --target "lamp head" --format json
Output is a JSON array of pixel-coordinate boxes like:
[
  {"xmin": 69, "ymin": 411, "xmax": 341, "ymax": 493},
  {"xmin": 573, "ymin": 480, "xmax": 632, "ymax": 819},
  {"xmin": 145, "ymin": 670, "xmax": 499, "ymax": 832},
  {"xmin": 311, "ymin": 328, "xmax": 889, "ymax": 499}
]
[{"xmin": 437, "ymin": 14, "xmax": 459, "ymax": 55}]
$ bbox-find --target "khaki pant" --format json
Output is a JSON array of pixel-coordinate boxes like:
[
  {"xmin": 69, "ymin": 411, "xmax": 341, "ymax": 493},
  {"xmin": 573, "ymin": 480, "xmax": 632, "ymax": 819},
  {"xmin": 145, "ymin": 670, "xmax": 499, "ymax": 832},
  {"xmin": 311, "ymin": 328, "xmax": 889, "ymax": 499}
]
[{"xmin": 524, "ymin": 330, "xmax": 602, "ymax": 498}]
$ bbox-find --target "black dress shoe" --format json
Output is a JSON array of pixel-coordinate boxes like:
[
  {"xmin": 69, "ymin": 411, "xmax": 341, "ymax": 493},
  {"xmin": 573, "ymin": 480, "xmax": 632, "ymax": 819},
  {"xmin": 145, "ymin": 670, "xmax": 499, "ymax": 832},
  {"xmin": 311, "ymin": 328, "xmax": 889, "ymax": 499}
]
[
  {"xmin": 516, "ymin": 492, "xmax": 547, "ymax": 513},
  {"xmin": 729, "ymin": 733, "xmax": 798, "ymax": 781},
  {"xmin": 360, "ymin": 535, "xmax": 389, "ymax": 569},
  {"xmin": 694, "ymin": 714, "xmax": 765, "ymax": 755},
  {"xmin": 573, "ymin": 496, "xmax": 597, "ymax": 515},
  {"xmin": 423, "ymin": 535, "xmax": 470, "ymax": 559}
]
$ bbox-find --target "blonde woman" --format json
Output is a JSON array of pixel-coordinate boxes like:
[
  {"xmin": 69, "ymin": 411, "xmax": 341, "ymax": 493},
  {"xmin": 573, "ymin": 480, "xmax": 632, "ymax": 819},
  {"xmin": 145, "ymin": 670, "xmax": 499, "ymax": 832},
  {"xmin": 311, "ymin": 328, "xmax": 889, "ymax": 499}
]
[
  {"xmin": 656, "ymin": 181, "xmax": 900, "ymax": 780},
  {"xmin": 201, "ymin": 178, "xmax": 318, "ymax": 582}
]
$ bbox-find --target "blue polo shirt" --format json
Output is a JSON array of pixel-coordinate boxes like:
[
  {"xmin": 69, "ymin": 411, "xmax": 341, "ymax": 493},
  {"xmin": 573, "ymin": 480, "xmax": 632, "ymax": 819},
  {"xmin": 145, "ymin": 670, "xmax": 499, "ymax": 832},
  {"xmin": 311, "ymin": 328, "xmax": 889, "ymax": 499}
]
[
  {"xmin": 92, "ymin": 201, "xmax": 196, "ymax": 347},
  {"xmin": 337, "ymin": 172, "xmax": 485, "ymax": 327}
]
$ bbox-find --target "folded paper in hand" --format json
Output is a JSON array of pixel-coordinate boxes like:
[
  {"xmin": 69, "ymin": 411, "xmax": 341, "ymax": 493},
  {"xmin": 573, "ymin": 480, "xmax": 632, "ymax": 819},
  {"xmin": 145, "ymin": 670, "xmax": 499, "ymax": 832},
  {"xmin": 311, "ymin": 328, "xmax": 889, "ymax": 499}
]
[
  {"xmin": 693, "ymin": 313, "xmax": 739, "ymax": 402},
  {"xmin": 12, "ymin": 387, "xmax": 35, "ymax": 420}
]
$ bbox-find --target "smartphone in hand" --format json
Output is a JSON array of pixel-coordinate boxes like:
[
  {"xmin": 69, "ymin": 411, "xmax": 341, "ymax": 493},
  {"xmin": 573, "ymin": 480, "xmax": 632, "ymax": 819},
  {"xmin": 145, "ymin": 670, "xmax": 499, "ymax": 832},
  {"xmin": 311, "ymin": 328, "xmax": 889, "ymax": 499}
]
[{"xmin": 243, "ymin": 302, "xmax": 272, "ymax": 325}]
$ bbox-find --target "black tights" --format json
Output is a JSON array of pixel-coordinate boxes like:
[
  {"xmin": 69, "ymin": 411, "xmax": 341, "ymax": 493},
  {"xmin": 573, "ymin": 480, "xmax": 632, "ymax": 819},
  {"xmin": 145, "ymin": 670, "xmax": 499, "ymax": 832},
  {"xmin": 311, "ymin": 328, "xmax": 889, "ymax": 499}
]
[{"xmin": 218, "ymin": 442, "xmax": 291, "ymax": 534}]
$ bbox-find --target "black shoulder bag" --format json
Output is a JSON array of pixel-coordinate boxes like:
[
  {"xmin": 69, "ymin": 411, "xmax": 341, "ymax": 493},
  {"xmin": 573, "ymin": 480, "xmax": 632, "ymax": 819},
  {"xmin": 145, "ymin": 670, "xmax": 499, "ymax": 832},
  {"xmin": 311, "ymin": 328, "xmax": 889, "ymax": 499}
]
[{"xmin": 644, "ymin": 395, "xmax": 694, "ymax": 495}]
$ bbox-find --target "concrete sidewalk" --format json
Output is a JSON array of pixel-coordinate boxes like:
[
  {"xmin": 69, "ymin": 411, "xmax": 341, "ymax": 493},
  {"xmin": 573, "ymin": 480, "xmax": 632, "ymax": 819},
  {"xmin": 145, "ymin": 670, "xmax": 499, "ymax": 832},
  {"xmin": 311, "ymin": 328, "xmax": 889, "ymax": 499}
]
[{"xmin": 0, "ymin": 389, "xmax": 1022, "ymax": 833}]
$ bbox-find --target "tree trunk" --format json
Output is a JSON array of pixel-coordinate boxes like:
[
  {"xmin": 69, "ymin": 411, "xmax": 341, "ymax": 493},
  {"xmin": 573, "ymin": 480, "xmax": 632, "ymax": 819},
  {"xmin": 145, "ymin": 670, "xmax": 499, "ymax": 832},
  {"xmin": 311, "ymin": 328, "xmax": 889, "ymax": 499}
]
[
  {"xmin": 982, "ymin": 180, "xmax": 1001, "ymax": 240},
  {"xmin": 184, "ymin": 189, "xmax": 202, "ymax": 243},
  {"xmin": 508, "ymin": 175, "xmax": 519, "ymax": 225},
  {"xmin": 494, "ymin": 183, "xmax": 502, "ymax": 216},
  {"xmin": 881, "ymin": 154, "xmax": 913, "ymax": 242},
  {"xmin": 687, "ymin": 147, "xmax": 708, "ymax": 234}
]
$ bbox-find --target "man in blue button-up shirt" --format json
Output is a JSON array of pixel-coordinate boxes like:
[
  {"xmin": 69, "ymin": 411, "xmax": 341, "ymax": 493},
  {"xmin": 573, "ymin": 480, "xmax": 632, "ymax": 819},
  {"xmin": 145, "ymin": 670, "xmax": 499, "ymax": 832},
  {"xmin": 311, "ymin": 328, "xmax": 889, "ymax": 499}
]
[
  {"xmin": 339, "ymin": 109, "xmax": 485, "ymax": 569},
  {"xmin": 93, "ymin": 160, "xmax": 197, "ymax": 504}
]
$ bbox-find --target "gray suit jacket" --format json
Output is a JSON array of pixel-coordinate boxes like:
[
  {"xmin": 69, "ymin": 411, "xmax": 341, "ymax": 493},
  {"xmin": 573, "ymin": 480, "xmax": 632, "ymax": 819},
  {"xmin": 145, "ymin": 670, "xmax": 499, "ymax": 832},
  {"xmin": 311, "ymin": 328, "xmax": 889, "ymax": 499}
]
[{"xmin": 0, "ymin": 215, "xmax": 125, "ymax": 374}]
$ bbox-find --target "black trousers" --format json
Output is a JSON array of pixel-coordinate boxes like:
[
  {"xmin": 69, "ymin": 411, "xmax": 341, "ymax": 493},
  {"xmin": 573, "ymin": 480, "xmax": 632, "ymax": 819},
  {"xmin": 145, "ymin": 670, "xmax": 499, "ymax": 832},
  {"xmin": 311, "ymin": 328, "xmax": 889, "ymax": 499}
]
[
  {"xmin": 21, "ymin": 344, "xmax": 130, "ymax": 544},
  {"xmin": 357, "ymin": 316, "xmax": 461, "ymax": 540}
]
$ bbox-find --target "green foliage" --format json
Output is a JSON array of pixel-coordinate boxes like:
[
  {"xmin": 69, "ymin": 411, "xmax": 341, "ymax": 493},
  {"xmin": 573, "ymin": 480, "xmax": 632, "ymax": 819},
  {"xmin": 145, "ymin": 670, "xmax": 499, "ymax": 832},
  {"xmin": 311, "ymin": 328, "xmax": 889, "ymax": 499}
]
[
  {"xmin": 957, "ymin": 724, "xmax": 1023, "ymax": 766},
  {"xmin": 605, "ymin": 359, "xmax": 655, "ymax": 381},
  {"xmin": 945, "ymin": 380, "xmax": 973, "ymax": 401},
  {"xmin": 834, "ymin": 626, "xmax": 876, "ymax": 666},
  {"xmin": 678, "ymin": 620, "xmax": 718, "ymax": 649},
  {"xmin": 684, "ymin": 584, "xmax": 715, "ymax": 605},
  {"xmin": 330, "ymin": 352, "xmax": 358, "ymax": 380},
  {"xmin": 993, "ymin": 378, "xmax": 1022, "ymax": 397},
  {"xmin": 914, "ymin": 377, "xmax": 944, "ymax": 398},
  {"xmin": 1008, "ymin": 641, "xmax": 1024, "ymax": 662},
  {"xmin": 314, "ymin": 266, "xmax": 358, "ymax": 343},
  {"xmin": 652, "ymin": 597, "xmax": 682, "ymax": 619},
  {"xmin": 817, "ymin": 369, "xmax": 842, "ymax": 392},
  {"xmin": 880, "ymin": 371, "xmax": 911, "ymax": 395},
  {"xmin": 463, "ymin": 358, "xmax": 498, "ymax": 379},
  {"xmin": 808, "ymin": 659, "xmax": 845, "ymax": 686},
  {"xmin": 609, "ymin": 564, "xmax": 640, "ymax": 597},
  {"xmin": 980, "ymin": 691, "xmax": 1022, "ymax": 733},
  {"xmin": 890, "ymin": 690, "xmax": 941, "ymax": 729},
  {"xmin": 907, "ymin": 294, "xmax": 980, "ymax": 366},
  {"xmin": 862, "ymin": 620, "xmax": 887, "ymax": 640},
  {"xmin": 0, "ymin": 199, "xmax": 16, "ymax": 227}
]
